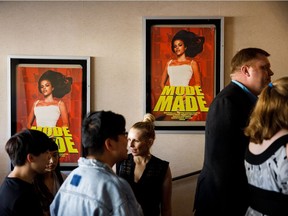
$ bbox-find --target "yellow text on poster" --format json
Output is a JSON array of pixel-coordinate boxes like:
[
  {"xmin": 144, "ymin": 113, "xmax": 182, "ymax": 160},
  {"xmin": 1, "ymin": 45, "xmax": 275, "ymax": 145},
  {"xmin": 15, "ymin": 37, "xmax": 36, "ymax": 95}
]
[{"xmin": 153, "ymin": 86, "xmax": 209, "ymax": 112}]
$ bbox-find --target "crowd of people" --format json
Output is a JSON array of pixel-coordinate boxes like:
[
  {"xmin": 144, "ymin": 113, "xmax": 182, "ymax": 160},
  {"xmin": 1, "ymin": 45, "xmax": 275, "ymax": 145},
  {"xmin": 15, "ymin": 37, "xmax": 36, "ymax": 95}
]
[
  {"xmin": 0, "ymin": 111, "xmax": 171, "ymax": 216},
  {"xmin": 1, "ymin": 47, "xmax": 288, "ymax": 216}
]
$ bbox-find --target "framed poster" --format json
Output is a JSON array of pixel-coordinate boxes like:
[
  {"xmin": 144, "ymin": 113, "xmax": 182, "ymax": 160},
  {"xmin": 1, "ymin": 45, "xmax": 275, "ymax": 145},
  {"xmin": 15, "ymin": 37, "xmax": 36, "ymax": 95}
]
[
  {"xmin": 8, "ymin": 55, "xmax": 90, "ymax": 170},
  {"xmin": 144, "ymin": 17, "xmax": 224, "ymax": 132}
]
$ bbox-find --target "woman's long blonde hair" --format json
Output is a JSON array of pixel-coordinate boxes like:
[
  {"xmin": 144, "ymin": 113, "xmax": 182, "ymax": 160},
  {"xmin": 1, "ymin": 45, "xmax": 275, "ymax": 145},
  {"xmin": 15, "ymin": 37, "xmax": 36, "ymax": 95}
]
[{"xmin": 244, "ymin": 76, "xmax": 288, "ymax": 144}]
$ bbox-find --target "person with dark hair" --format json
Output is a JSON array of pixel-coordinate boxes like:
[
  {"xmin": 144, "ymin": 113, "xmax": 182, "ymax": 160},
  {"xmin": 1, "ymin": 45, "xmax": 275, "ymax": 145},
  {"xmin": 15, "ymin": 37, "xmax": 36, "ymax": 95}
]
[
  {"xmin": 193, "ymin": 48, "xmax": 274, "ymax": 215},
  {"xmin": 50, "ymin": 111, "xmax": 143, "ymax": 216},
  {"xmin": 27, "ymin": 70, "xmax": 72, "ymax": 128},
  {"xmin": 116, "ymin": 113, "xmax": 172, "ymax": 216},
  {"xmin": 244, "ymin": 77, "xmax": 288, "ymax": 216},
  {"xmin": 160, "ymin": 29, "xmax": 205, "ymax": 88},
  {"xmin": 34, "ymin": 139, "xmax": 66, "ymax": 216},
  {"xmin": 0, "ymin": 129, "xmax": 51, "ymax": 216}
]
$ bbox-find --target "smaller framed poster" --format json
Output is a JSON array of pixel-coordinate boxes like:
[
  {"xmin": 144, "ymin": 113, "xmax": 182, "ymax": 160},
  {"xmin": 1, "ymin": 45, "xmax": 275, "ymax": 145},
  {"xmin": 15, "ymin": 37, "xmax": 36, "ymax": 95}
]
[{"xmin": 8, "ymin": 55, "xmax": 90, "ymax": 169}]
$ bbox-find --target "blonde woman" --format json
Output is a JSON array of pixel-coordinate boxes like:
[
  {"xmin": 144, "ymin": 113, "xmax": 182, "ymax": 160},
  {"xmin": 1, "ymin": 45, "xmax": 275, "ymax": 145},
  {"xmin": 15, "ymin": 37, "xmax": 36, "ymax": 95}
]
[{"xmin": 116, "ymin": 113, "xmax": 172, "ymax": 216}]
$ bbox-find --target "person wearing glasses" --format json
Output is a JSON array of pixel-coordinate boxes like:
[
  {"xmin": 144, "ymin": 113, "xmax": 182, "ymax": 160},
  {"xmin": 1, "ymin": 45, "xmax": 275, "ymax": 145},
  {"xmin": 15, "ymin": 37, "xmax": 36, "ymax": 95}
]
[
  {"xmin": 50, "ymin": 111, "xmax": 143, "ymax": 216},
  {"xmin": 116, "ymin": 113, "xmax": 172, "ymax": 216}
]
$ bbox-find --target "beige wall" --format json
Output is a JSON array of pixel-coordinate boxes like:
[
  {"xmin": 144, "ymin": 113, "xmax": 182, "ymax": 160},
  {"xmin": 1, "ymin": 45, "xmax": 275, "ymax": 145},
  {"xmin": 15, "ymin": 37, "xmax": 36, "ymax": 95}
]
[{"xmin": 0, "ymin": 1, "xmax": 288, "ymax": 215}]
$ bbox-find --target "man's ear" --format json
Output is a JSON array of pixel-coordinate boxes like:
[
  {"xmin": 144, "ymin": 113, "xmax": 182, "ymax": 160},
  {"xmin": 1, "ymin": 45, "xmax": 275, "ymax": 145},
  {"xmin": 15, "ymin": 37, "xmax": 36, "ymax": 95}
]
[
  {"xmin": 104, "ymin": 138, "xmax": 114, "ymax": 152},
  {"xmin": 240, "ymin": 65, "xmax": 250, "ymax": 77},
  {"xmin": 26, "ymin": 153, "xmax": 34, "ymax": 163}
]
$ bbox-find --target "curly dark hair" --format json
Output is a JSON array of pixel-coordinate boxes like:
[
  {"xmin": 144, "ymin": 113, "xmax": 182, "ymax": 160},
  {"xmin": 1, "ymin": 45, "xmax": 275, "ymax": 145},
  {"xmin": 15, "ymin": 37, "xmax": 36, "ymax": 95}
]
[
  {"xmin": 171, "ymin": 30, "xmax": 205, "ymax": 58},
  {"xmin": 38, "ymin": 70, "xmax": 73, "ymax": 98}
]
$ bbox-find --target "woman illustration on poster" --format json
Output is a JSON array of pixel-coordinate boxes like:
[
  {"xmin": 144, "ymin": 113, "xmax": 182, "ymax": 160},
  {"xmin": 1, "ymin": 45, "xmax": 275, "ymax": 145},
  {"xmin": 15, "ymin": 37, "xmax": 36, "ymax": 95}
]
[
  {"xmin": 160, "ymin": 30, "xmax": 205, "ymax": 88},
  {"xmin": 27, "ymin": 70, "xmax": 72, "ymax": 128}
]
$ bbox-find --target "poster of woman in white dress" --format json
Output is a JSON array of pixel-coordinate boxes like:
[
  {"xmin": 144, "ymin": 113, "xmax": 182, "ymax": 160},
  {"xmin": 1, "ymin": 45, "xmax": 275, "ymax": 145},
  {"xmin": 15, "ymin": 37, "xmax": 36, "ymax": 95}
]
[
  {"xmin": 149, "ymin": 25, "xmax": 219, "ymax": 127},
  {"xmin": 12, "ymin": 60, "xmax": 88, "ymax": 167}
]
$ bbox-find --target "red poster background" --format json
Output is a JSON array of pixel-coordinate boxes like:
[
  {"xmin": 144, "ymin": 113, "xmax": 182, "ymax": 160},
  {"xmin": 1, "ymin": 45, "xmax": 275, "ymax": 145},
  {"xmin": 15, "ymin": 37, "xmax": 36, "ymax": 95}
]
[
  {"xmin": 15, "ymin": 66, "xmax": 83, "ymax": 165},
  {"xmin": 150, "ymin": 26, "xmax": 215, "ymax": 122}
]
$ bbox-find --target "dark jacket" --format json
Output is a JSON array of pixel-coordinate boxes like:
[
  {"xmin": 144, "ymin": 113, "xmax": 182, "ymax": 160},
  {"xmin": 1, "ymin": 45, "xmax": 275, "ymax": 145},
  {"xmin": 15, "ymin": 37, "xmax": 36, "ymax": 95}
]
[{"xmin": 194, "ymin": 82, "xmax": 255, "ymax": 216}]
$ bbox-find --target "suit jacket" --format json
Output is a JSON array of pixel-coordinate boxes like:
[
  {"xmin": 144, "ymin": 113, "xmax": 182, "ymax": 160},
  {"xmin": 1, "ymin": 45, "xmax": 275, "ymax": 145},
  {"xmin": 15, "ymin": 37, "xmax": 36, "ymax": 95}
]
[{"xmin": 194, "ymin": 82, "xmax": 256, "ymax": 216}]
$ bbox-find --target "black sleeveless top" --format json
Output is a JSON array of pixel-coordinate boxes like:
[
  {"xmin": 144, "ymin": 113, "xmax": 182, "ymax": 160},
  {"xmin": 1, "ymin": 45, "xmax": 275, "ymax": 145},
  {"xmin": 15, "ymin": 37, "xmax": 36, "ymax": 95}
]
[{"xmin": 116, "ymin": 154, "xmax": 169, "ymax": 216}]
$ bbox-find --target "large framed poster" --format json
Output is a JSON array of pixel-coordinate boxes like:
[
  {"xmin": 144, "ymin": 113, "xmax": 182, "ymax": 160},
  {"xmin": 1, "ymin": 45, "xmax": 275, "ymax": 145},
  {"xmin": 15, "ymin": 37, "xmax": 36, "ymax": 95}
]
[
  {"xmin": 8, "ymin": 55, "xmax": 90, "ymax": 169},
  {"xmin": 144, "ymin": 17, "xmax": 224, "ymax": 132}
]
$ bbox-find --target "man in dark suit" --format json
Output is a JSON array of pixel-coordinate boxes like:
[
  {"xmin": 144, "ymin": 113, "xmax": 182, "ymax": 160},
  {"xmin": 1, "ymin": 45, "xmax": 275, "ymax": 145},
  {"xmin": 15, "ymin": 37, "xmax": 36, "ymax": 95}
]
[{"xmin": 193, "ymin": 48, "xmax": 274, "ymax": 216}]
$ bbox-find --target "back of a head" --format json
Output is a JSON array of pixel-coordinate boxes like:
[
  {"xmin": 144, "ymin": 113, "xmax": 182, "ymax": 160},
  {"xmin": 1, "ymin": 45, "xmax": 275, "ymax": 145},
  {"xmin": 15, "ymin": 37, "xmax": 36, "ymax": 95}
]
[
  {"xmin": 245, "ymin": 76, "xmax": 288, "ymax": 143},
  {"xmin": 5, "ymin": 129, "xmax": 51, "ymax": 166},
  {"xmin": 81, "ymin": 111, "xmax": 126, "ymax": 156},
  {"xmin": 230, "ymin": 47, "xmax": 270, "ymax": 74}
]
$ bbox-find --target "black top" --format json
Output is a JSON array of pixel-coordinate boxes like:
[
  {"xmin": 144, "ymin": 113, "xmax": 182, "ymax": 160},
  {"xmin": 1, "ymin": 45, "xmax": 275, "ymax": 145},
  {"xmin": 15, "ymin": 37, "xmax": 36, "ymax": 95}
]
[
  {"xmin": 0, "ymin": 177, "xmax": 43, "ymax": 216},
  {"xmin": 116, "ymin": 154, "xmax": 169, "ymax": 216}
]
